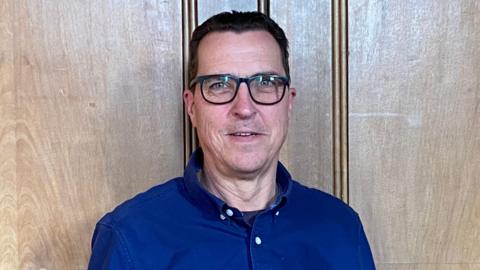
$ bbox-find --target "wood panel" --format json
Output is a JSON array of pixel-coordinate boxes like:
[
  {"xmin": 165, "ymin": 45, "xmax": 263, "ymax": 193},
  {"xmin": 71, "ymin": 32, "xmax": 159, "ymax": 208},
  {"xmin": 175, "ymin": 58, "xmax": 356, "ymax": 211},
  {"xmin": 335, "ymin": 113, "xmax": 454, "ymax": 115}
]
[
  {"xmin": 0, "ymin": 1, "xmax": 17, "ymax": 269},
  {"xmin": 197, "ymin": 0, "xmax": 257, "ymax": 23},
  {"xmin": 349, "ymin": 0, "xmax": 480, "ymax": 268},
  {"xmin": 272, "ymin": 0, "xmax": 333, "ymax": 192},
  {"xmin": 378, "ymin": 264, "xmax": 480, "ymax": 270},
  {"xmin": 3, "ymin": 0, "xmax": 184, "ymax": 268}
]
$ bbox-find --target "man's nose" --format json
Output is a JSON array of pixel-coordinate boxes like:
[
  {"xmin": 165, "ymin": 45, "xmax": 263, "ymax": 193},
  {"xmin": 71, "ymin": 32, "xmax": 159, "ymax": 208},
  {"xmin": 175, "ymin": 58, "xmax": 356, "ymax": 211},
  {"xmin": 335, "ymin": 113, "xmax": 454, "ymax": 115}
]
[{"xmin": 230, "ymin": 82, "xmax": 257, "ymax": 119}]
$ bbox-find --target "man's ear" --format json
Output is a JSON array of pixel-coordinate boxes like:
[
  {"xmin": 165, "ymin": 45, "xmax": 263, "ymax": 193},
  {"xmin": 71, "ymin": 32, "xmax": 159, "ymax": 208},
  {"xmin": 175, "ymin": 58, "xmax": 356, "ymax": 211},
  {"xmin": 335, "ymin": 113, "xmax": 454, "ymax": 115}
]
[
  {"xmin": 287, "ymin": 87, "xmax": 296, "ymax": 118},
  {"xmin": 183, "ymin": 89, "xmax": 196, "ymax": 126}
]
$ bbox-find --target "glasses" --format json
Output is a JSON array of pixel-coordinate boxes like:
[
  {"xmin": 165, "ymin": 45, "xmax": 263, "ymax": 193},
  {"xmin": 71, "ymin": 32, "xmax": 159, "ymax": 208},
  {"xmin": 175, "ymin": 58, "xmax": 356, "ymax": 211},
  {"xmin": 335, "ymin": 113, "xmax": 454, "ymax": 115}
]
[{"xmin": 189, "ymin": 74, "xmax": 290, "ymax": 105}]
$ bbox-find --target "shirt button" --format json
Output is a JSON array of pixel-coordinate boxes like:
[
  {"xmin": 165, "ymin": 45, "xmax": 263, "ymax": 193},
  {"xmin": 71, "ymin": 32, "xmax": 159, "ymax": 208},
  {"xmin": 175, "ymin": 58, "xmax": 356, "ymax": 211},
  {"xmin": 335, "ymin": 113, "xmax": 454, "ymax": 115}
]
[
  {"xmin": 219, "ymin": 214, "xmax": 226, "ymax": 220},
  {"xmin": 275, "ymin": 211, "xmax": 280, "ymax": 216},
  {"xmin": 225, "ymin": 209, "xmax": 234, "ymax": 217},
  {"xmin": 255, "ymin": 236, "xmax": 262, "ymax": 245}
]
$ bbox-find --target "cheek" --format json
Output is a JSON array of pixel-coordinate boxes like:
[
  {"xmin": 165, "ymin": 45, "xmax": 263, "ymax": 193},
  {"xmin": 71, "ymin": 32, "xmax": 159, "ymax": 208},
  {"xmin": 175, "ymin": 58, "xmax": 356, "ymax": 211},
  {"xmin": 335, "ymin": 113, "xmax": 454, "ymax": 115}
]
[
  {"xmin": 270, "ymin": 107, "xmax": 290, "ymax": 132},
  {"xmin": 195, "ymin": 110, "xmax": 226, "ymax": 149},
  {"xmin": 267, "ymin": 108, "xmax": 291, "ymax": 148}
]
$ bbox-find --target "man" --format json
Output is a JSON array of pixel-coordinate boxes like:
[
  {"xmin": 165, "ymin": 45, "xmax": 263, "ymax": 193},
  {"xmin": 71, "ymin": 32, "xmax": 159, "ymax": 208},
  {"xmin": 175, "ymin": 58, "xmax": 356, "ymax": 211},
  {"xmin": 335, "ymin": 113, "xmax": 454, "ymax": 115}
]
[{"xmin": 88, "ymin": 11, "xmax": 375, "ymax": 269}]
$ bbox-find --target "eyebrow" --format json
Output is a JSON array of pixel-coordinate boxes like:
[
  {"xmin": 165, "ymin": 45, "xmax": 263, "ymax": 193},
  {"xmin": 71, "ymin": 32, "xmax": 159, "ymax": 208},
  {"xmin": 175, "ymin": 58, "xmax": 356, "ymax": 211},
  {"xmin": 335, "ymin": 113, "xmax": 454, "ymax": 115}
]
[
  {"xmin": 197, "ymin": 71, "xmax": 284, "ymax": 79},
  {"xmin": 217, "ymin": 71, "xmax": 281, "ymax": 78},
  {"xmin": 250, "ymin": 71, "xmax": 281, "ymax": 77}
]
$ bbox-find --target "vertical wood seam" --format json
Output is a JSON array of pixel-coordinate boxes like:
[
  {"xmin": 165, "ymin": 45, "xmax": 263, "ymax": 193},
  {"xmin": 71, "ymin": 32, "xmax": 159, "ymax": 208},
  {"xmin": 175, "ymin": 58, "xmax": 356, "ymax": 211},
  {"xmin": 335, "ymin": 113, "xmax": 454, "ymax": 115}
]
[
  {"xmin": 257, "ymin": 0, "xmax": 270, "ymax": 15},
  {"xmin": 182, "ymin": 0, "xmax": 197, "ymax": 166},
  {"xmin": 332, "ymin": 0, "xmax": 349, "ymax": 203},
  {"xmin": 12, "ymin": 0, "xmax": 19, "ymax": 266}
]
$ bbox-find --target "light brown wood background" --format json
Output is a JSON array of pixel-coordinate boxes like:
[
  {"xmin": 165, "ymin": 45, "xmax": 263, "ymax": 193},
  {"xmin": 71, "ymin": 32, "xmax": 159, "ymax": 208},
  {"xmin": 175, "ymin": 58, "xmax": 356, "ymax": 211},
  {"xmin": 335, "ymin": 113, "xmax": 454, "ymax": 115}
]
[
  {"xmin": 271, "ymin": 0, "xmax": 333, "ymax": 192},
  {"xmin": 349, "ymin": 0, "xmax": 480, "ymax": 269},
  {"xmin": 0, "ymin": 0, "xmax": 478, "ymax": 269},
  {"xmin": 0, "ymin": 1, "xmax": 184, "ymax": 268}
]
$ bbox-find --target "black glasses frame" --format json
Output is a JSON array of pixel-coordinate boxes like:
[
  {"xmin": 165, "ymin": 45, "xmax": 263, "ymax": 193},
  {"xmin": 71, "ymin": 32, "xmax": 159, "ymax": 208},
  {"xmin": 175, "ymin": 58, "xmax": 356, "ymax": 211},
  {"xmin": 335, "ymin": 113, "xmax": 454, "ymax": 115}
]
[{"xmin": 189, "ymin": 74, "xmax": 290, "ymax": 105}]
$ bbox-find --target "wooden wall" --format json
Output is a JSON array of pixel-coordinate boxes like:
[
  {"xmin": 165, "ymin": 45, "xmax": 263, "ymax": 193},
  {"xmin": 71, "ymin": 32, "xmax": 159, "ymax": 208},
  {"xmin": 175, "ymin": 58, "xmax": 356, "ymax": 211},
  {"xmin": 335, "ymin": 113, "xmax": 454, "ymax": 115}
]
[
  {"xmin": 272, "ymin": 0, "xmax": 334, "ymax": 192},
  {"xmin": 0, "ymin": 1, "xmax": 184, "ymax": 268},
  {"xmin": 0, "ymin": 0, "xmax": 478, "ymax": 269},
  {"xmin": 349, "ymin": 0, "xmax": 480, "ymax": 269}
]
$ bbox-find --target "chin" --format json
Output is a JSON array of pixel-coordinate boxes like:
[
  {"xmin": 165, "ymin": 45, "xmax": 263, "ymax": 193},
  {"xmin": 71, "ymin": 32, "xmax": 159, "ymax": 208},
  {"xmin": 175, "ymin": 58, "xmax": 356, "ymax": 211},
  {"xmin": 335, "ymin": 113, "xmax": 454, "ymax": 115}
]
[{"xmin": 228, "ymin": 155, "xmax": 270, "ymax": 174}]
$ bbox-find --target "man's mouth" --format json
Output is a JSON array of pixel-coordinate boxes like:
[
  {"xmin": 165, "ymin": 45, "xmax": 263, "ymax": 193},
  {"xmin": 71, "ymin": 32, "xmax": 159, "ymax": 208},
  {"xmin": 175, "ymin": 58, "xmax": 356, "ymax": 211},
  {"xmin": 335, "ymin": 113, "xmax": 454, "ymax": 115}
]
[{"xmin": 229, "ymin": 132, "xmax": 259, "ymax": 137}]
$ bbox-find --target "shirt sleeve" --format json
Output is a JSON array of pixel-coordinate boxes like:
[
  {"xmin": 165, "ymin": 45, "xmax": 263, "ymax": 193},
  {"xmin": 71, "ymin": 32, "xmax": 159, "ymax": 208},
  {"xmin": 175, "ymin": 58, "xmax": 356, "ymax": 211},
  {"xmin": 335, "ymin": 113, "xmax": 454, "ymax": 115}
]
[
  {"xmin": 356, "ymin": 215, "xmax": 376, "ymax": 270},
  {"xmin": 88, "ymin": 222, "xmax": 134, "ymax": 270}
]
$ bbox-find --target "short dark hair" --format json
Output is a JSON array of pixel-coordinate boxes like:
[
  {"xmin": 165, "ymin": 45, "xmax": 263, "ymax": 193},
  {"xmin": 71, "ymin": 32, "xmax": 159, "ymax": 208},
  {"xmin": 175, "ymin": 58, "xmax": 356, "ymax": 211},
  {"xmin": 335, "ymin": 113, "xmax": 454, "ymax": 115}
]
[{"xmin": 188, "ymin": 11, "xmax": 290, "ymax": 88}]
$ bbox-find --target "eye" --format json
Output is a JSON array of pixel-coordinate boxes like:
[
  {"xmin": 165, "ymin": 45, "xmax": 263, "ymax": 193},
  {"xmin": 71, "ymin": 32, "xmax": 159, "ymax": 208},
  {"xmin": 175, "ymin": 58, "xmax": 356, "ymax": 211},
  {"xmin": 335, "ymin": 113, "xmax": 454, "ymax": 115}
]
[
  {"xmin": 203, "ymin": 75, "xmax": 235, "ymax": 95},
  {"xmin": 209, "ymin": 81, "xmax": 229, "ymax": 89},
  {"xmin": 259, "ymin": 78, "xmax": 275, "ymax": 86},
  {"xmin": 255, "ymin": 75, "xmax": 282, "ymax": 89},
  {"xmin": 205, "ymin": 76, "xmax": 233, "ymax": 90}
]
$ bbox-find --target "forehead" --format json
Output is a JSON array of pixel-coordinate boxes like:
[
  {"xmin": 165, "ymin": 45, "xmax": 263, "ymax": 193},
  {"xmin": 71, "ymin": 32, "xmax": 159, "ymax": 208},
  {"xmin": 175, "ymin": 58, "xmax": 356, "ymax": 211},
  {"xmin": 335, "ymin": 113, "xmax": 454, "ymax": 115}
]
[{"xmin": 196, "ymin": 30, "xmax": 284, "ymax": 76}]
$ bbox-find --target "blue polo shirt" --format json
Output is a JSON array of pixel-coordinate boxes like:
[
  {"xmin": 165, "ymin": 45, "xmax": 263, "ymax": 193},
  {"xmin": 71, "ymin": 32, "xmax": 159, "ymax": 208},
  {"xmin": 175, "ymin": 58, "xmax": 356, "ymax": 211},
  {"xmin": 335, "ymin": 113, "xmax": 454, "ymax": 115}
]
[{"xmin": 88, "ymin": 149, "xmax": 375, "ymax": 269}]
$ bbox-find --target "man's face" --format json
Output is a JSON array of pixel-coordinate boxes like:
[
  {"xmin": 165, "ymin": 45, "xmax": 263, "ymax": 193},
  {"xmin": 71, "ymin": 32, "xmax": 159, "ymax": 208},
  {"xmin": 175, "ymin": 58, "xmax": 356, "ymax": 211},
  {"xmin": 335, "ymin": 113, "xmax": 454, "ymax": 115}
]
[{"xmin": 184, "ymin": 30, "xmax": 296, "ymax": 177}]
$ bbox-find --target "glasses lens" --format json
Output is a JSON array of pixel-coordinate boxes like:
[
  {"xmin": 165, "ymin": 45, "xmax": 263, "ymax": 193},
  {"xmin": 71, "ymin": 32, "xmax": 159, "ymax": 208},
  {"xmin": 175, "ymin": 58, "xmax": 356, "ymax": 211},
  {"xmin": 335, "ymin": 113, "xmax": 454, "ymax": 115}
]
[
  {"xmin": 250, "ymin": 75, "xmax": 286, "ymax": 104},
  {"xmin": 201, "ymin": 75, "xmax": 237, "ymax": 103}
]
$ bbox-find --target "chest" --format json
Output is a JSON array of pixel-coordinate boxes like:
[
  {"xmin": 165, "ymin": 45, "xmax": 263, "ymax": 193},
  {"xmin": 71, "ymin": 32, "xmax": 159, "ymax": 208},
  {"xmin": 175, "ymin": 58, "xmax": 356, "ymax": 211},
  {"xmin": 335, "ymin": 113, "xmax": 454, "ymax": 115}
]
[{"xmin": 123, "ymin": 213, "xmax": 358, "ymax": 270}]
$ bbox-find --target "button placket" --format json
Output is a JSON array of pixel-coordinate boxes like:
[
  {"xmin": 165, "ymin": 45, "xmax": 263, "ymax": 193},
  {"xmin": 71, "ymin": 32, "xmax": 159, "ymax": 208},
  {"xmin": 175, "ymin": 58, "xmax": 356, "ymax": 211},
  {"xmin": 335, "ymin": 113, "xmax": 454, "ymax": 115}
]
[{"xmin": 251, "ymin": 214, "xmax": 265, "ymax": 248}]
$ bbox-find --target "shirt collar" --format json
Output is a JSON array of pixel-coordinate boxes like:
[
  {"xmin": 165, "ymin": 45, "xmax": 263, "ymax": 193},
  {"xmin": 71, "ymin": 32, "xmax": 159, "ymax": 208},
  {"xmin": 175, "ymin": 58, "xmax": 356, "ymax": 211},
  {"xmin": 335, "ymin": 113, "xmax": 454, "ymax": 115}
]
[{"xmin": 183, "ymin": 148, "xmax": 293, "ymax": 218}]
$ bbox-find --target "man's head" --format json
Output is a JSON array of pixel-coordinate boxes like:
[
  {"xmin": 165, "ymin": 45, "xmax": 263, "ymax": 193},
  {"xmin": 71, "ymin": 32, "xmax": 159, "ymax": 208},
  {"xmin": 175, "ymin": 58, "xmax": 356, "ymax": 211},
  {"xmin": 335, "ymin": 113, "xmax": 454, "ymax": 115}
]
[
  {"xmin": 188, "ymin": 11, "xmax": 290, "ymax": 87},
  {"xmin": 184, "ymin": 11, "xmax": 295, "ymax": 178}
]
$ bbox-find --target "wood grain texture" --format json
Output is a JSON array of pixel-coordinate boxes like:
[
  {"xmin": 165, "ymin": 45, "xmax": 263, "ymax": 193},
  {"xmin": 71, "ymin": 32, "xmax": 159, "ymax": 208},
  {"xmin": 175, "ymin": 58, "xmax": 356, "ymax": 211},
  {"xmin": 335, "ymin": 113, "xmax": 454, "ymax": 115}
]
[
  {"xmin": 271, "ymin": 0, "xmax": 333, "ymax": 192},
  {"xmin": 379, "ymin": 264, "xmax": 480, "ymax": 270},
  {"xmin": 8, "ymin": 0, "xmax": 184, "ymax": 268},
  {"xmin": 0, "ymin": 1, "xmax": 18, "ymax": 269},
  {"xmin": 197, "ymin": 0, "xmax": 257, "ymax": 23},
  {"xmin": 349, "ymin": 0, "xmax": 480, "ymax": 267}
]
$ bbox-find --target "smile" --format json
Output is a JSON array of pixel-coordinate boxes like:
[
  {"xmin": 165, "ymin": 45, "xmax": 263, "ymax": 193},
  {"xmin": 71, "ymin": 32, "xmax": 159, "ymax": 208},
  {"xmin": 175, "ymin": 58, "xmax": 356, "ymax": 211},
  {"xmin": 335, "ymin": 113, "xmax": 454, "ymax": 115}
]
[{"xmin": 230, "ymin": 132, "xmax": 259, "ymax": 137}]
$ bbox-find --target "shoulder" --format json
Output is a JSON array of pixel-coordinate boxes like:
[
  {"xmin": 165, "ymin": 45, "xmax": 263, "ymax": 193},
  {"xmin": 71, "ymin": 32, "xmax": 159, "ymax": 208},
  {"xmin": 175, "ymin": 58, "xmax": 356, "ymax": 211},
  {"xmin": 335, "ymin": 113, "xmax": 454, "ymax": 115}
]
[
  {"xmin": 285, "ymin": 181, "xmax": 375, "ymax": 268},
  {"xmin": 284, "ymin": 180, "xmax": 363, "ymax": 246},
  {"xmin": 97, "ymin": 177, "xmax": 184, "ymax": 227},
  {"xmin": 89, "ymin": 178, "xmax": 187, "ymax": 268},
  {"xmin": 288, "ymin": 180, "xmax": 359, "ymax": 223}
]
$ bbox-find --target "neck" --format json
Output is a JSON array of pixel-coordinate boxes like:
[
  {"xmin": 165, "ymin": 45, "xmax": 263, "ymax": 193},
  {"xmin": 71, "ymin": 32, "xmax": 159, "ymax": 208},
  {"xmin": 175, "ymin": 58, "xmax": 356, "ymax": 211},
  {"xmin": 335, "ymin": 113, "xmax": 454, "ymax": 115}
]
[{"xmin": 200, "ymin": 163, "xmax": 278, "ymax": 212}]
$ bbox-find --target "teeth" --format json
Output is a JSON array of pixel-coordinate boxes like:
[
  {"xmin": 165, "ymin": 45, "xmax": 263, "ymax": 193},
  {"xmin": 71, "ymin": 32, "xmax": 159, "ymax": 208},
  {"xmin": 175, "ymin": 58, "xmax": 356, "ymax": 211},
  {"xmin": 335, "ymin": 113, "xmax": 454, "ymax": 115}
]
[{"xmin": 233, "ymin": 132, "xmax": 254, "ymax": 136}]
